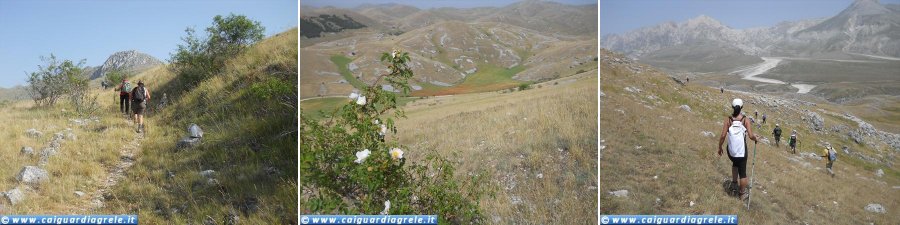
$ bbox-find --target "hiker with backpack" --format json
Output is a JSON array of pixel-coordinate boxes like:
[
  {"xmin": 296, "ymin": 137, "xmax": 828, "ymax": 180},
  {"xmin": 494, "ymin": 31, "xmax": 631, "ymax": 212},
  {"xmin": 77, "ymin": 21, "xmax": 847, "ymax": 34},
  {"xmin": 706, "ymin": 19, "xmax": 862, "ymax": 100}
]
[
  {"xmin": 821, "ymin": 144, "xmax": 837, "ymax": 177},
  {"xmin": 115, "ymin": 79, "xmax": 132, "ymax": 116},
  {"xmin": 761, "ymin": 113, "xmax": 767, "ymax": 125},
  {"xmin": 773, "ymin": 124, "xmax": 782, "ymax": 147},
  {"xmin": 131, "ymin": 81, "xmax": 151, "ymax": 133},
  {"xmin": 718, "ymin": 98, "xmax": 759, "ymax": 201},
  {"xmin": 789, "ymin": 130, "xmax": 798, "ymax": 154}
]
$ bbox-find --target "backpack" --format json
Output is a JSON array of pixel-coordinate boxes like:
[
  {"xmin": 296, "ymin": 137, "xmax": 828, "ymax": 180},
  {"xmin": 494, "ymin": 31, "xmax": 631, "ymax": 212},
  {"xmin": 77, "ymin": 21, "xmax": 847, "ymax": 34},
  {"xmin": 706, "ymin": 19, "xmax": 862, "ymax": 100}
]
[
  {"xmin": 132, "ymin": 86, "xmax": 146, "ymax": 103},
  {"xmin": 774, "ymin": 128, "xmax": 782, "ymax": 137},
  {"xmin": 828, "ymin": 148, "xmax": 837, "ymax": 161},
  {"xmin": 726, "ymin": 116, "xmax": 748, "ymax": 157}
]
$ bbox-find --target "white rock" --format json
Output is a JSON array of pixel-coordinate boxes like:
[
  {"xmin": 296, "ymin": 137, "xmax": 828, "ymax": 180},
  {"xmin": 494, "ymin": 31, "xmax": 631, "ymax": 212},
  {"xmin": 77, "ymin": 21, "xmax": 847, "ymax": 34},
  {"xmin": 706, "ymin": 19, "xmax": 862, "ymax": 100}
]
[
  {"xmin": 16, "ymin": 166, "xmax": 49, "ymax": 186},
  {"xmin": 189, "ymin": 124, "xmax": 203, "ymax": 138},
  {"xmin": 679, "ymin": 105, "xmax": 691, "ymax": 113},
  {"xmin": 4, "ymin": 188, "xmax": 25, "ymax": 205},
  {"xmin": 875, "ymin": 169, "xmax": 884, "ymax": 177},
  {"xmin": 609, "ymin": 190, "xmax": 629, "ymax": 197},
  {"xmin": 200, "ymin": 170, "xmax": 216, "ymax": 178},
  {"xmin": 74, "ymin": 191, "xmax": 85, "ymax": 197},
  {"xmin": 20, "ymin": 146, "xmax": 34, "ymax": 155},
  {"xmin": 690, "ymin": 201, "xmax": 695, "ymax": 207},
  {"xmin": 864, "ymin": 204, "xmax": 885, "ymax": 214},
  {"xmin": 25, "ymin": 128, "xmax": 43, "ymax": 138}
]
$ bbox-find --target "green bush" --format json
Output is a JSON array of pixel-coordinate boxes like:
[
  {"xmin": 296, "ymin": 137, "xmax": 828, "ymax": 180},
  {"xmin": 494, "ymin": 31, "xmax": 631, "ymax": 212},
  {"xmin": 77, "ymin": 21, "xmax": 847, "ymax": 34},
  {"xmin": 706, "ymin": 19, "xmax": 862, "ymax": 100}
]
[
  {"xmin": 518, "ymin": 83, "xmax": 530, "ymax": 91},
  {"xmin": 170, "ymin": 14, "xmax": 265, "ymax": 87},
  {"xmin": 300, "ymin": 50, "xmax": 488, "ymax": 223},
  {"xmin": 26, "ymin": 54, "xmax": 87, "ymax": 107},
  {"xmin": 103, "ymin": 69, "xmax": 130, "ymax": 87}
]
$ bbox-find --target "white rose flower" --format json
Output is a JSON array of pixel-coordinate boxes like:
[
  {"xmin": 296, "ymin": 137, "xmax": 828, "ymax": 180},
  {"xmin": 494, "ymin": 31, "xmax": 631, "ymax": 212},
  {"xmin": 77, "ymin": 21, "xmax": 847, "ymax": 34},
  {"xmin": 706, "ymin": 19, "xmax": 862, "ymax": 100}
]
[
  {"xmin": 380, "ymin": 200, "xmax": 391, "ymax": 215},
  {"xmin": 374, "ymin": 119, "xmax": 380, "ymax": 125},
  {"xmin": 356, "ymin": 95, "xmax": 367, "ymax": 105},
  {"xmin": 379, "ymin": 124, "xmax": 388, "ymax": 135},
  {"xmin": 349, "ymin": 92, "xmax": 359, "ymax": 101},
  {"xmin": 354, "ymin": 149, "xmax": 371, "ymax": 164},
  {"xmin": 390, "ymin": 148, "xmax": 404, "ymax": 160}
]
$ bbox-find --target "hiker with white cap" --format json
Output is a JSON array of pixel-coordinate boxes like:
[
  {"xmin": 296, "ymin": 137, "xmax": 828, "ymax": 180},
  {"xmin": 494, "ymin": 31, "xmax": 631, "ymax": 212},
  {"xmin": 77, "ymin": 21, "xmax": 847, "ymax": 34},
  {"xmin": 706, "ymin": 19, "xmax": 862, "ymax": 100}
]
[
  {"xmin": 821, "ymin": 143, "xmax": 837, "ymax": 177},
  {"xmin": 789, "ymin": 130, "xmax": 798, "ymax": 154},
  {"xmin": 718, "ymin": 98, "xmax": 759, "ymax": 201},
  {"xmin": 773, "ymin": 124, "xmax": 782, "ymax": 147}
]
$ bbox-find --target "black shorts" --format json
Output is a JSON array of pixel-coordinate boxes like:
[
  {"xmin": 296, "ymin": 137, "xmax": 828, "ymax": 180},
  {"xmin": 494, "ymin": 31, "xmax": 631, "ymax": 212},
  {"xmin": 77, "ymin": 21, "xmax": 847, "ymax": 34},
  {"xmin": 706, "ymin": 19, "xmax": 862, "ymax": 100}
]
[
  {"xmin": 728, "ymin": 154, "xmax": 748, "ymax": 178},
  {"xmin": 132, "ymin": 101, "xmax": 146, "ymax": 114}
]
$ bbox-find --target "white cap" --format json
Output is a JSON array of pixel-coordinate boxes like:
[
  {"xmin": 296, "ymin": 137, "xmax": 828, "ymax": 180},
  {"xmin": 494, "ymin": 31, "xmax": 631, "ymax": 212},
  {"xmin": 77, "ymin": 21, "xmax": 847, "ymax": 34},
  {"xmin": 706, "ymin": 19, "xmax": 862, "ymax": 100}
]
[{"xmin": 732, "ymin": 98, "xmax": 743, "ymax": 107}]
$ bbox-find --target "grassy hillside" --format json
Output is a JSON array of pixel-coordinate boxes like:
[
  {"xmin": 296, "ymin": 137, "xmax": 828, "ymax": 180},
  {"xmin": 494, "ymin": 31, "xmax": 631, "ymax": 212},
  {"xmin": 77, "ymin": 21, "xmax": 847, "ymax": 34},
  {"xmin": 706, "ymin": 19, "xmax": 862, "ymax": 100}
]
[
  {"xmin": 600, "ymin": 49, "xmax": 898, "ymax": 224},
  {"xmin": 97, "ymin": 28, "xmax": 298, "ymax": 224},
  {"xmin": 0, "ymin": 93, "xmax": 140, "ymax": 214},
  {"xmin": 393, "ymin": 71, "xmax": 598, "ymax": 223}
]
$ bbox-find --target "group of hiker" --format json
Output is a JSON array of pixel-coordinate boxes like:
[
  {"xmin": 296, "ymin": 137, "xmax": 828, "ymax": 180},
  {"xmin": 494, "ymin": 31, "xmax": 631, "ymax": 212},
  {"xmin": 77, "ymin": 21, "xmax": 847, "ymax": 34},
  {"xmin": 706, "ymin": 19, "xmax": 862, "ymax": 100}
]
[
  {"xmin": 718, "ymin": 98, "xmax": 838, "ymax": 206},
  {"xmin": 113, "ymin": 79, "xmax": 151, "ymax": 133}
]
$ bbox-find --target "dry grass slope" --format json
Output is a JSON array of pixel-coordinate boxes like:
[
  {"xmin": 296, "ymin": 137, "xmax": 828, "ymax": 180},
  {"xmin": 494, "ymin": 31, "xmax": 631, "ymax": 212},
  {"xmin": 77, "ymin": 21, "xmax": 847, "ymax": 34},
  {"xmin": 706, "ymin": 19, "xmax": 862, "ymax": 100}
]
[
  {"xmin": 600, "ymin": 49, "xmax": 898, "ymax": 224},
  {"xmin": 394, "ymin": 72, "xmax": 598, "ymax": 224},
  {"xmin": 0, "ymin": 92, "xmax": 141, "ymax": 214},
  {"xmin": 99, "ymin": 28, "xmax": 298, "ymax": 224}
]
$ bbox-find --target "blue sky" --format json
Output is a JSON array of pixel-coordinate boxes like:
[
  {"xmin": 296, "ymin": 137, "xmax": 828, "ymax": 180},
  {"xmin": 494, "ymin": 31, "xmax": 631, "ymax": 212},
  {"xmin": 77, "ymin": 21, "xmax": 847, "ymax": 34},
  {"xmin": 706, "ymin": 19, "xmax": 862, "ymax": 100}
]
[
  {"xmin": 302, "ymin": 0, "xmax": 596, "ymax": 9},
  {"xmin": 0, "ymin": 0, "xmax": 297, "ymax": 88},
  {"xmin": 601, "ymin": 0, "xmax": 900, "ymax": 37}
]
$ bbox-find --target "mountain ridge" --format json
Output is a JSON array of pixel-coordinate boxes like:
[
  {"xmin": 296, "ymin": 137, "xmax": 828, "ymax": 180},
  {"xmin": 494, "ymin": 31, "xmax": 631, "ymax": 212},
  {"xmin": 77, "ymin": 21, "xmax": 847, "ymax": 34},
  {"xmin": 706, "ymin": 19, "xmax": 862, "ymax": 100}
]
[{"xmin": 602, "ymin": 0, "xmax": 900, "ymax": 60}]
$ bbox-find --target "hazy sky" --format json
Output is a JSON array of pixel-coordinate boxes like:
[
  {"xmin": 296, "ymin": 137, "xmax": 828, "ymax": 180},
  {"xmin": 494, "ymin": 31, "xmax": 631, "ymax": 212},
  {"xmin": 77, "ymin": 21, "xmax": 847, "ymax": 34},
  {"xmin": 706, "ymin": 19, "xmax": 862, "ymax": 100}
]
[
  {"xmin": 302, "ymin": 0, "xmax": 597, "ymax": 9},
  {"xmin": 601, "ymin": 0, "xmax": 900, "ymax": 37},
  {"xmin": 0, "ymin": 0, "xmax": 297, "ymax": 88}
]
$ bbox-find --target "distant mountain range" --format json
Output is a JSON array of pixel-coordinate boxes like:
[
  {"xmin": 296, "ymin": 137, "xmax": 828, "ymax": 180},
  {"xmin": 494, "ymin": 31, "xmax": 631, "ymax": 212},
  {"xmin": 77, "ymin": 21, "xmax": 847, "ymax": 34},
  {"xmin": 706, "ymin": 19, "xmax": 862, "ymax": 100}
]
[
  {"xmin": 601, "ymin": 0, "xmax": 900, "ymax": 71},
  {"xmin": 299, "ymin": 0, "xmax": 598, "ymax": 98},
  {"xmin": 301, "ymin": 0, "xmax": 598, "ymax": 38}
]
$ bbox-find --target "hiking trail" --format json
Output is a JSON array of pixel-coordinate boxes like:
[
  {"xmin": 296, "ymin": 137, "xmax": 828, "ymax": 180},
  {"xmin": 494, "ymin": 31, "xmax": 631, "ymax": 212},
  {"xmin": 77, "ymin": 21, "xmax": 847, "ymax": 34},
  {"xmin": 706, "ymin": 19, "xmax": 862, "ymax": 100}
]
[{"xmin": 88, "ymin": 120, "xmax": 143, "ymax": 211}]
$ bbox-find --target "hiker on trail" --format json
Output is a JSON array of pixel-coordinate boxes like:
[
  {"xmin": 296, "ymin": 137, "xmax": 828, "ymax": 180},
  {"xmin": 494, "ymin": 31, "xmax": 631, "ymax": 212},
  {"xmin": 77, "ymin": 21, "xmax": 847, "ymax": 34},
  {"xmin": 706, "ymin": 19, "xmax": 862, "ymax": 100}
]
[
  {"xmin": 101, "ymin": 80, "xmax": 109, "ymax": 89},
  {"xmin": 754, "ymin": 110, "xmax": 758, "ymax": 118},
  {"xmin": 789, "ymin": 130, "xmax": 798, "ymax": 154},
  {"xmin": 718, "ymin": 98, "xmax": 759, "ymax": 201},
  {"xmin": 131, "ymin": 81, "xmax": 151, "ymax": 133},
  {"xmin": 762, "ymin": 113, "xmax": 767, "ymax": 125},
  {"xmin": 773, "ymin": 124, "xmax": 782, "ymax": 147},
  {"xmin": 721, "ymin": 87, "xmax": 724, "ymax": 93},
  {"xmin": 157, "ymin": 93, "xmax": 168, "ymax": 110},
  {"xmin": 115, "ymin": 79, "xmax": 132, "ymax": 116},
  {"xmin": 821, "ymin": 145, "xmax": 836, "ymax": 177}
]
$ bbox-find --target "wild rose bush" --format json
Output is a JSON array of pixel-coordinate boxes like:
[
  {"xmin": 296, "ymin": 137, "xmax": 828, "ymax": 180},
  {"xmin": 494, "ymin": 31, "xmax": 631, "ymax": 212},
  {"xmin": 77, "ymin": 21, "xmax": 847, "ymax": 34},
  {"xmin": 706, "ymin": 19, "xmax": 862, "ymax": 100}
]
[{"xmin": 300, "ymin": 50, "xmax": 489, "ymax": 223}]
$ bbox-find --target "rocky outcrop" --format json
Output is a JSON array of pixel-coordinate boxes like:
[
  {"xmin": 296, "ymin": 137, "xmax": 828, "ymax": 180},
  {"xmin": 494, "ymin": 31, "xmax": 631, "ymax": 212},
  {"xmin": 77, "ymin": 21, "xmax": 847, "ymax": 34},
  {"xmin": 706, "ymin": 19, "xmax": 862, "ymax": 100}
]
[
  {"xmin": 802, "ymin": 111, "xmax": 825, "ymax": 131},
  {"xmin": 90, "ymin": 50, "xmax": 163, "ymax": 80}
]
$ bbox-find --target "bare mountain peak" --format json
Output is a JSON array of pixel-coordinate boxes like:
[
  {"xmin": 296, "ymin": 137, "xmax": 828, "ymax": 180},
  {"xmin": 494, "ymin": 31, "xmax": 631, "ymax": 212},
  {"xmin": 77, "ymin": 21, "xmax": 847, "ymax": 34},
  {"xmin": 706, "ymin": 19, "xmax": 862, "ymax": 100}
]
[
  {"xmin": 684, "ymin": 15, "xmax": 724, "ymax": 28},
  {"xmin": 90, "ymin": 50, "xmax": 162, "ymax": 79},
  {"xmin": 844, "ymin": 0, "xmax": 891, "ymax": 16}
]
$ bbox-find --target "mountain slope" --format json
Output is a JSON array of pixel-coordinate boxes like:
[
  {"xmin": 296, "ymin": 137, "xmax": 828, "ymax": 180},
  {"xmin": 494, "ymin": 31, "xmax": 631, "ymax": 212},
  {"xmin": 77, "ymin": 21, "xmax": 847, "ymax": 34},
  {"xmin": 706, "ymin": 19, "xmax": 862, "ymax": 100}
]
[
  {"xmin": 788, "ymin": 0, "xmax": 900, "ymax": 57},
  {"xmin": 101, "ymin": 28, "xmax": 298, "ymax": 224},
  {"xmin": 90, "ymin": 50, "xmax": 163, "ymax": 80},
  {"xmin": 600, "ymin": 49, "xmax": 898, "ymax": 224},
  {"xmin": 300, "ymin": 20, "xmax": 596, "ymax": 98}
]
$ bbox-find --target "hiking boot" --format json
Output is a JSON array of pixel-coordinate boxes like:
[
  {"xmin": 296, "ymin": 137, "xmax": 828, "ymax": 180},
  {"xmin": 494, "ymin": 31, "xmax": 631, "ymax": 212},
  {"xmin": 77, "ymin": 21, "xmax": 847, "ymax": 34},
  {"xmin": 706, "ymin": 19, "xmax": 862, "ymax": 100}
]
[{"xmin": 730, "ymin": 181, "xmax": 738, "ymax": 196}]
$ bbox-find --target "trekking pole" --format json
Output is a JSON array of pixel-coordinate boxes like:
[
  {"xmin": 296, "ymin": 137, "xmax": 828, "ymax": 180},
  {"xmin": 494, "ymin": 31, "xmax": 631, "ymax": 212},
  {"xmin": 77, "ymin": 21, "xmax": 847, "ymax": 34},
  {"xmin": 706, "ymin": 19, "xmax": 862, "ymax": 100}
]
[{"xmin": 747, "ymin": 140, "xmax": 757, "ymax": 209}]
